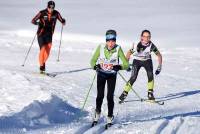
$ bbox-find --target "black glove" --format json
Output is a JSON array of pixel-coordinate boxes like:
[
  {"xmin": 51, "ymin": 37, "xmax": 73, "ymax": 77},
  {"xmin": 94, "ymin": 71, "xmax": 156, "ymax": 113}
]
[
  {"xmin": 93, "ymin": 64, "xmax": 100, "ymax": 71},
  {"xmin": 32, "ymin": 21, "xmax": 44, "ymax": 28},
  {"xmin": 113, "ymin": 65, "xmax": 122, "ymax": 72},
  {"xmin": 155, "ymin": 65, "xmax": 162, "ymax": 75},
  {"xmin": 62, "ymin": 19, "xmax": 66, "ymax": 25},
  {"xmin": 32, "ymin": 21, "xmax": 39, "ymax": 25},
  {"xmin": 126, "ymin": 67, "xmax": 131, "ymax": 72}
]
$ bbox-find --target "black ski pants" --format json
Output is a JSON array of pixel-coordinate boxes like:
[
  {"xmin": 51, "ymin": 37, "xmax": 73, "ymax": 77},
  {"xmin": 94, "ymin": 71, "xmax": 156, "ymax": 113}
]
[
  {"xmin": 96, "ymin": 72, "xmax": 117, "ymax": 117},
  {"xmin": 129, "ymin": 59, "xmax": 154, "ymax": 90}
]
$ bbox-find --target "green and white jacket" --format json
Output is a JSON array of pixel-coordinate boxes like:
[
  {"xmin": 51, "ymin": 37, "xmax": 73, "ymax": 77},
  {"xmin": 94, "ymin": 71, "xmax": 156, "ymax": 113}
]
[{"xmin": 90, "ymin": 44, "xmax": 129, "ymax": 74}]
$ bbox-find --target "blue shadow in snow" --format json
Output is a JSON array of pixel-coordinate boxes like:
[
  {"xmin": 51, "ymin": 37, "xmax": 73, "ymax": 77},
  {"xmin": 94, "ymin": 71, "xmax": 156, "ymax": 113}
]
[
  {"xmin": 124, "ymin": 89, "xmax": 200, "ymax": 103},
  {"xmin": 120, "ymin": 89, "xmax": 200, "ymax": 124},
  {"xmin": 157, "ymin": 89, "xmax": 200, "ymax": 102},
  {"xmin": 0, "ymin": 95, "xmax": 88, "ymax": 130},
  {"xmin": 133, "ymin": 110, "xmax": 200, "ymax": 123}
]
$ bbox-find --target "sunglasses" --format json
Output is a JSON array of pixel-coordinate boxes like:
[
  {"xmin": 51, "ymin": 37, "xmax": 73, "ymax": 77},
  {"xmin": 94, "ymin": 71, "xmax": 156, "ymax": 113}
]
[
  {"xmin": 142, "ymin": 35, "xmax": 151, "ymax": 38},
  {"xmin": 48, "ymin": 5, "xmax": 55, "ymax": 10}
]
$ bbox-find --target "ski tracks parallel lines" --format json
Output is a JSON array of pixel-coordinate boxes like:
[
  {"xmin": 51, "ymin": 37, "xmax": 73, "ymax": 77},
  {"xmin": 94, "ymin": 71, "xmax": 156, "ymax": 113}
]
[
  {"xmin": 82, "ymin": 123, "xmax": 105, "ymax": 134},
  {"xmin": 158, "ymin": 117, "xmax": 185, "ymax": 134},
  {"xmin": 155, "ymin": 120, "xmax": 169, "ymax": 134},
  {"xmin": 74, "ymin": 117, "xmax": 105, "ymax": 134},
  {"xmin": 172, "ymin": 118, "xmax": 184, "ymax": 134}
]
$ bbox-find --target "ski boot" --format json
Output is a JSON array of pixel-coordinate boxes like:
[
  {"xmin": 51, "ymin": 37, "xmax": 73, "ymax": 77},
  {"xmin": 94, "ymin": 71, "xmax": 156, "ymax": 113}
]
[
  {"xmin": 148, "ymin": 90, "xmax": 155, "ymax": 100},
  {"xmin": 91, "ymin": 110, "xmax": 100, "ymax": 127},
  {"xmin": 119, "ymin": 91, "xmax": 128, "ymax": 104},
  {"xmin": 105, "ymin": 116, "xmax": 114, "ymax": 129},
  {"xmin": 40, "ymin": 63, "xmax": 46, "ymax": 74}
]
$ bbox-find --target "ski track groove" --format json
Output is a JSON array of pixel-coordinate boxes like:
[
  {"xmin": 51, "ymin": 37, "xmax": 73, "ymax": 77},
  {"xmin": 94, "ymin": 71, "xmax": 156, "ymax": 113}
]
[
  {"xmin": 83, "ymin": 123, "xmax": 106, "ymax": 134},
  {"xmin": 74, "ymin": 123, "xmax": 92, "ymax": 134},
  {"xmin": 75, "ymin": 117, "xmax": 105, "ymax": 134},
  {"xmin": 171, "ymin": 118, "xmax": 184, "ymax": 134},
  {"xmin": 155, "ymin": 120, "xmax": 169, "ymax": 134}
]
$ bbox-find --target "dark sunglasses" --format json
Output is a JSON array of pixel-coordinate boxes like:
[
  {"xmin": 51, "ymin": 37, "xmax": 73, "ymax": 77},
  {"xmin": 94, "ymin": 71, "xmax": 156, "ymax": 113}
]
[{"xmin": 48, "ymin": 5, "xmax": 55, "ymax": 9}]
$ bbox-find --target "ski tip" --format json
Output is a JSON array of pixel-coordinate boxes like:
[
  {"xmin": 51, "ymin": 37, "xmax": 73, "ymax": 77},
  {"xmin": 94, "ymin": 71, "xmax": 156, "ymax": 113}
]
[
  {"xmin": 91, "ymin": 121, "xmax": 98, "ymax": 127},
  {"xmin": 105, "ymin": 123, "xmax": 112, "ymax": 130},
  {"xmin": 119, "ymin": 100, "xmax": 125, "ymax": 104},
  {"xmin": 159, "ymin": 101, "xmax": 165, "ymax": 105}
]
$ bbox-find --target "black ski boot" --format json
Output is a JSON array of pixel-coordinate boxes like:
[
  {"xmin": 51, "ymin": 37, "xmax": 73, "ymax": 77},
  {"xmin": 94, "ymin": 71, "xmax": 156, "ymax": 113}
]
[
  {"xmin": 119, "ymin": 91, "xmax": 128, "ymax": 103},
  {"xmin": 40, "ymin": 63, "xmax": 46, "ymax": 74},
  {"xmin": 148, "ymin": 90, "xmax": 155, "ymax": 100}
]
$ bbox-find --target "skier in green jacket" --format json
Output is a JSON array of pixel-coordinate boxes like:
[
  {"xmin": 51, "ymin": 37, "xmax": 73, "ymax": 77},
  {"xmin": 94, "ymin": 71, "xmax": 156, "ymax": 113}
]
[
  {"xmin": 90, "ymin": 30, "xmax": 129, "ymax": 128},
  {"xmin": 119, "ymin": 30, "xmax": 163, "ymax": 103}
]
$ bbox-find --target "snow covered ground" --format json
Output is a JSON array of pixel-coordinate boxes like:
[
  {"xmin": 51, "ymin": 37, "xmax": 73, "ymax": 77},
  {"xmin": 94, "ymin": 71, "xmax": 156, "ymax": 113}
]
[{"xmin": 0, "ymin": 0, "xmax": 200, "ymax": 134}]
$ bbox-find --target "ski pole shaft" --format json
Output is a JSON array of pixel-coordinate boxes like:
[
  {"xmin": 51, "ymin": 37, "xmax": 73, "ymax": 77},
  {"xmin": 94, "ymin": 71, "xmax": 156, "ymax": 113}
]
[
  {"xmin": 81, "ymin": 72, "xmax": 97, "ymax": 111},
  {"xmin": 57, "ymin": 25, "xmax": 63, "ymax": 62},
  {"xmin": 21, "ymin": 32, "xmax": 37, "ymax": 67},
  {"xmin": 118, "ymin": 72, "xmax": 143, "ymax": 101}
]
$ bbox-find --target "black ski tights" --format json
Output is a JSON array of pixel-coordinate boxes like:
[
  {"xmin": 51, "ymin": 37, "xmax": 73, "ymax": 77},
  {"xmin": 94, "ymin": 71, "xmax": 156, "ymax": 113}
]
[{"xmin": 96, "ymin": 73, "xmax": 117, "ymax": 117}]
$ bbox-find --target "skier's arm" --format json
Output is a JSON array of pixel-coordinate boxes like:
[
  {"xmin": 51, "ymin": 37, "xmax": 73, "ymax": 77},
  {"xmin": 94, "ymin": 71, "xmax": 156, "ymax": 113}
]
[
  {"xmin": 126, "ymin": 48, "xmax": 135, "ymax": 61},
  {"xmin": 57, "ymin": 12, "xmax": 66, "ymax": 25},
  {"xmin": 31, "ymin": 12, "xmax": 41, "ymax": 25},
  {"xmin": 90, "ymin": 45, "xmax": 101, "ymax": 68},
  {"xmin": 118, "ymin": 47, "xmax": 129, "ymax": 70},
  {"xmin": 152, "ymin": 45, "xmax": 162, "ymax": 65},
  {"xmin": 126, "ymin": 43, "xmax": 135, "ymax": 61},
  {"xmin": 156, "ymin": 51, "xmax": 162, "ymax": 65},
  {"xmin": 152, "ymin": 44, "xmax": 162, "ymax": 75}
]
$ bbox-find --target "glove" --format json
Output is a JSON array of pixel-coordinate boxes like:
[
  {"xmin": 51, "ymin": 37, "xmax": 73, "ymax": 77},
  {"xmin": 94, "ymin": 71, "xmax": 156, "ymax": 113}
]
[
  {"xmin": 93, "ymin": 64, "xmax": 100, "ymax": 71},
  {"xmin": 155, "ymin": 64, "xmax": 162, "ymax": 75},
  {"xmin": 126, "ymin": 67, "xmax": 131, "ymax": 72},
  {"xmin": 113, "ymin": 65, "xmax": 122, "ymax": 72},
  {"xmin": 62, "ymin": 19, "xmax": 66, "ymax": 25},
  {"xmin": 32, "ymin": 21, "xmax": 39, "ymax": 25}
]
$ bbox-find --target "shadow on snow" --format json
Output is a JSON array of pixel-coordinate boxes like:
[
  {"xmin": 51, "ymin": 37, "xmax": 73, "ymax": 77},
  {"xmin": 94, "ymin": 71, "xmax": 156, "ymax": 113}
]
[
  {"xmin": 0, "ymin": 95, "xmax": 88, "ymax": 131},
  {"xmin": 124, "ymin": 89, "xmax": 200, "ymax": 103}
]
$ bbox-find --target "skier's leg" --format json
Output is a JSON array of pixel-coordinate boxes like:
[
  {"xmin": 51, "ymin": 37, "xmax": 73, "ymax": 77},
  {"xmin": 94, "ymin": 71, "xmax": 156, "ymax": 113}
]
[
  {"xmin": 144, "ymin": 59, "xmax": 155, "ymax": 100},
  {"xmin": 107, "ymin": 74, "xmax": 117, "ymax": 117},
  {"xmin": 119, "ymin": 60, "xmax": 141, "ymax": 102},
  {"xmin": 39, "ymin": 46, "xmax": 45, "ymax": 66},
  {"xmin": 96, "ymin": 74, "xmax": 106, "ymax": 114},
  {"xmin": 44, "ymin": 43, "xmax": 52, "ymax": 63},
  {"xmin": 144, "ymin": 59, "xmax": 154, "ymax": 91},
  {"xmin": 42, "ymin": 33, "xmax": 52, "ymax": 63},
  {"xmin": 38, "ymin": 35, "xmax": 46, "ymax": 72},
  {"xmin": 126, "ymin": 60, "xmax": 141, "ymax": 91}
]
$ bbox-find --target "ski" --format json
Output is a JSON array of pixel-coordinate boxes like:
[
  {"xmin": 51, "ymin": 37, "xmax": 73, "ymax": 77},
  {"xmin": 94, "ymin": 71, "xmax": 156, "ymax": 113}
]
[
  {"xmin": 39, "ymin": 70, "xmax": 56, "ymax": 77},
  {"xmin": 143, "ymin": 99, "xmax": 164, "ymax": 105},
  {"xmin": 91, "ymin": 121, "xmax": 98, "ymax": 127},
  {"xmin": 45, "ymin": 73, "xmax": 57, "ymax": 77},
  {"xmin": 33, "ymin": 72, "xmax": 57, "ymax": 78},
  {"xmin": 119, "ymin": 99, "xmax": 164, "ymax": 105}
]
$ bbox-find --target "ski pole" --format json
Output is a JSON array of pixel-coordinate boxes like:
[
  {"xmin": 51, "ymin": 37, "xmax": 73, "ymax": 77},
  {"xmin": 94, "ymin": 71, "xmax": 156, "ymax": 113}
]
[
  {"xmin": 57, "ymin": 25, "xmax": 63, "ymax": 62},
  {"xmin": 21, "ymin": 32, "xmax": 37, "ymax": 67},
  {"xmin": 81, "ymin": 72, "xmax": 97, "ymax": 111},
  {"xmin": 118, "ymin": 72, "xmax": 144, "ymax": 101}
]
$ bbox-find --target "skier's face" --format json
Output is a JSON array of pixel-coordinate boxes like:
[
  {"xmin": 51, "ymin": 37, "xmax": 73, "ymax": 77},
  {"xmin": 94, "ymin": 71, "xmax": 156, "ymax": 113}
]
[
  {"xmin": 47, "ymin": 8, "xmax": 54, "ymax": 13},
  {"xmin": 141, "ymin": 32, "xmax": 151, "ymax": 44},
  {"xmin": 106, "ymin": 40, "xmax": 116, "ymax": 50},
  {"xmin": 47, "ymin": 5, "xmax": 54, "ymax": 13}
]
